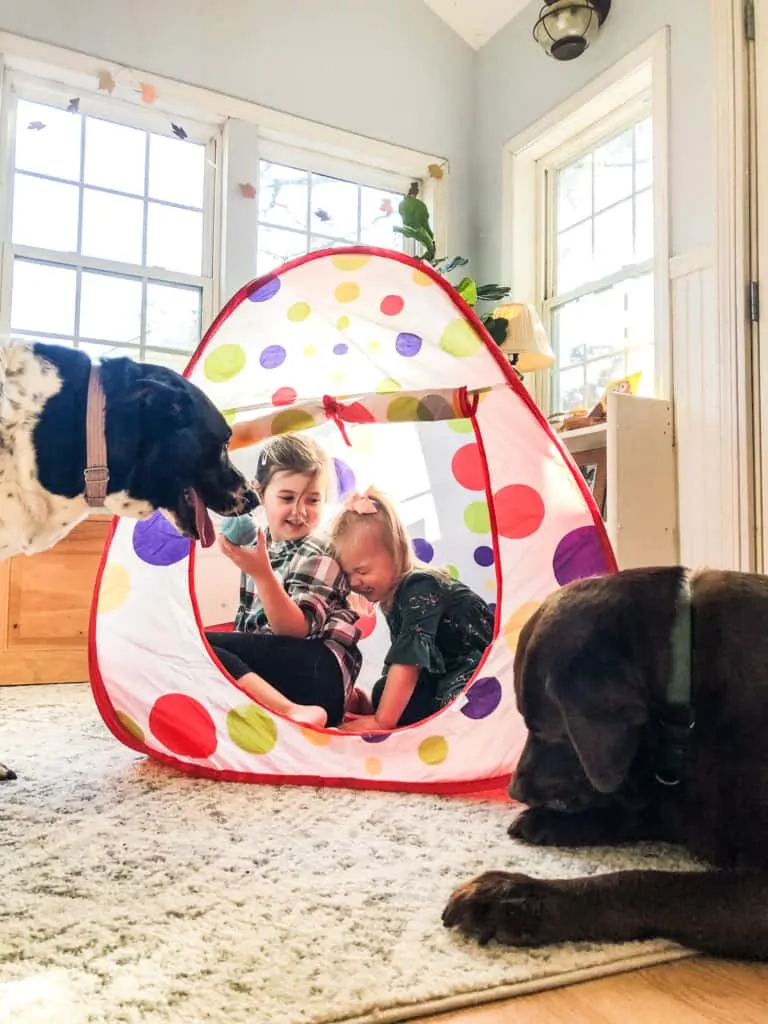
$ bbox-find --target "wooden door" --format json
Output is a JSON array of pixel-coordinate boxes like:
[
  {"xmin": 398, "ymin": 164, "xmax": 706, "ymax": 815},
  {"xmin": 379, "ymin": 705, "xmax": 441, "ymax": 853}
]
[{"xmin": 0, "ymin": 516, "xmax": 112, "ymax": 684}]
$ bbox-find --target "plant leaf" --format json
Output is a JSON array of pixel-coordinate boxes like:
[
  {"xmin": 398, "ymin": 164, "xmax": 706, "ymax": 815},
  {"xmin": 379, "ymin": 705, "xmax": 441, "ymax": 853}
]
[
  {"xmin": 476, "ymin": 284, "xmax": 512, "ymax": 302},
  {"xmin": 433, "ymin": 256, "xmax": 469, "ymax": 274},
  {"xmin": 456, "ymin": 276, "xmax": 478, "ymax": 306},
  {"xmin": 484, "ymin": 316, "xmax": 509, "ymax": 345},
  {"xmin": 393, "ymin": 224, "xmax": 436, "ymax": 259}
]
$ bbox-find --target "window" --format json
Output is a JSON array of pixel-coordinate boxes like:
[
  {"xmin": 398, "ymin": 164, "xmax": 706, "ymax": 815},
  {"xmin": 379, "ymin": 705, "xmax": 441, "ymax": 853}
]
[
  {"xmin": 546, "ymin": 115, "xmax": 654, "ymax": 413},
  {"xmin": 2, "ymin": 83, "xmax": 219, "ymax": 373}
]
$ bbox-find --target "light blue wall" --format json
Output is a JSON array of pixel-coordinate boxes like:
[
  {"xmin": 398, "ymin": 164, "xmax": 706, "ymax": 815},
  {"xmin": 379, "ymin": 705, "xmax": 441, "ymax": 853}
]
[{"xmin": 473, "ymin": 0, "xmax": 714, "ymax": 283}]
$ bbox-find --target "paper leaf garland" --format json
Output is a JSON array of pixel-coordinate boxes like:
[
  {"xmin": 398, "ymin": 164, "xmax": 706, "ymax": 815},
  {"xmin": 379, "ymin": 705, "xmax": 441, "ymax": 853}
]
[
  {"xmin": 140, "ymin": 82, "xmax": 158, "ymax": 105},
  {"xmin": 238, "ymin": 182, "xmax": 257, "ymax": 199},
  {"xmin": 67, "ymin": 97, "xmax": 80, "ymax": 113},
  {"xmin": 427, "ymin": 163, "xmax": 445, "ymax": 180},
  {"xmin": 27, "ymin": 121, "xmax": 46, "ymax": 131},
  {"xmin": 97, "ymin": 69, "xmax": 117, "ymax": 94},
  {"xmin": 171, "ymin": 123, "xmax": 188, "ymax": 140}
]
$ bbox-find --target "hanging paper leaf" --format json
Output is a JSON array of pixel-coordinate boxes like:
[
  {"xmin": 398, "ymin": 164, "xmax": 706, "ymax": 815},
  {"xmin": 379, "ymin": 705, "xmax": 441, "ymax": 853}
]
[
  {"xmin": 67, "ymin": 97, "xmax": 80, "ymax": 114},
  {"xmin": 238, "ymin": 182, "xmax": 257, "ymax": 199},
  {"xmin": 379, "ymin": 198, "xmax": 393, "ymax": 216},
  {"xmin": 97, "ymin": 69, "xmax": 117, "ymax": 94},
  {"xmin": 427, "ymin": 163, "xmax": 445, "ymax": 180},
  {"xmin": 27, "ymin": 121, "xmax": 46, "ymax": 131},
  {"xmin": 171, "ymin": 122, "xmax": 188, "ymax": 140},
  {"xmin": 314, "ymin": 208, "xmax": 330, "ymax": 223},
  {"xmin": 139, "ymin": 82, "xmax": 158, "ymax": 105}
]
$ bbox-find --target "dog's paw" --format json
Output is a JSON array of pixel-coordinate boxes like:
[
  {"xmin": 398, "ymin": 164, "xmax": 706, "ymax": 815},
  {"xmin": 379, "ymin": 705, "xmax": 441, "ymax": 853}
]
[
  {"xmin": 508, "ymin": 807, "xmax": 574, "ymax": 845},
  {"xmin": 442, "ymin": 871, "xmax": 555, "ymax": 946},
  {"xmin": 0, "ymin": 762, "xmax": 17, "ymax": 781}
]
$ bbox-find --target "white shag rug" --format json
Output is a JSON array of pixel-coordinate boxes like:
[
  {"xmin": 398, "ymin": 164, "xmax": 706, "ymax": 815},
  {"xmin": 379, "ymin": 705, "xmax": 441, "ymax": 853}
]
[{"xmin": 0, "ymin": 684, "xmax": 698, "ymax": 1024}]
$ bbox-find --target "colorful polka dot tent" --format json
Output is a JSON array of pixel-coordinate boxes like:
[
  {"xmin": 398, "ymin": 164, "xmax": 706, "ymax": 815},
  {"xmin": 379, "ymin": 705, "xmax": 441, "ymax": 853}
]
[{"xmin": 89, "ymin": 247, "xmax": 616, "ymax": 793}]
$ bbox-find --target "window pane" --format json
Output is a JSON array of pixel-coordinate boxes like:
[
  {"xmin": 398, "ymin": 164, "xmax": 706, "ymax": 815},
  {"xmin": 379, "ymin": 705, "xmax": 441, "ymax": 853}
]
[
  {"xmin": 15, "ymin": 99, "xmax": 81, "ymax": 181},
  {"xmin": 360, "ymin": 187, "xmax": 403, "ymax": 248},
  {"xmin": 309, "ymin": 174, "xmax": 359, "ymax": 240},
  {"xmin": 84, "ymin": 117, "xmax": 146, "ymax": 195},
  {"xmin": 78, "ymin": 340, "xmax": 137, "ymax": 361},
  {"xmin": 585, "ymin": 354, "xmax": 626, "ymax": 407},
  {"xmin": 627, "ymin": 273, "xmax": 654, "ymax": 345},
  {"xmin": 149, "ymin": 134, "xmax": 205, "ymax": 208},
  {"xmin": 556, "ymin": 364, "xmax": 586, "ymax": 412},
  {"xmin": 258, "ymin": 162, "xmax": 309, "ymax": 230},
  {"xmin": 145, "ymin": 282, "xmax": 202, "ymax": 351},
  {"xmin": 635, "ymin": 118, "xmax": 653, "ymax": 190},
  {"xmin": 556, "ymin": 220, "xmax": 592, "ymax": 293},
  {"xmin": 627, "ymin": 344, "xmax": 655, "ymax": 393},
  {"xmin": 557, "ymin": 155, "xmax": 592, "ymax": 231},
  {"xmin": 587, "ymin": 285, "xmax": 628, "ymax": 354},
  {"xmin": 593, "ymin": 128, "xmax": 633, "ymax": 213},
  {"xmin": 80, "ymin": 272, "xmax": 142, "ymax": 344},
  {"xmin": 82, "ymin": 189, "xmax": 144, "ymax": 264},
  {"xmin": 309, "ymin": 235, "xmax": 350, "ymax": 253},
  {"xmin": 256, "ymin": 225, "xmax": 308, "ymax": 275},
  {"xmin": 145, "ymin": 349, "xmax": 193, "ymax": 374},
  {"xmin": 553, "ymin": 296, "xmax": 593, "ymax": 369},
  {"xmin": 593, "ymin": 198, "xmax": 633, "ymax": 278},
  {"xmin": 635, "ymin": 189, "xmax": 654, "ymax": 262},
  {"xmin": 12, "ymin": 174, "xmax": 79, "ymax": 252},
  {"xmin": 11, "ymin": 259, "xmax": 77, "ymax": 336},
  {"xmin": 146, "ymin": 203, "xmax": 203, "ymax": 275}
]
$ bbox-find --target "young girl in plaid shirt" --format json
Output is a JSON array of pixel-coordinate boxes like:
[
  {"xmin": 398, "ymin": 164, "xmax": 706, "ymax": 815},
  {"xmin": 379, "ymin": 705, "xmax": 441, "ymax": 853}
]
[{"xmin": 206, "ymin": 435, "xmax": 361, "ymax": 729}]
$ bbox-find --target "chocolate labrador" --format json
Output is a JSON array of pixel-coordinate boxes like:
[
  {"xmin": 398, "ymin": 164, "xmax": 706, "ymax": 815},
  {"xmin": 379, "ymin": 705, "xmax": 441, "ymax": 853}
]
[{"xmin": 443, "ymin": 566, "xmax": 768, "ymax": 960}]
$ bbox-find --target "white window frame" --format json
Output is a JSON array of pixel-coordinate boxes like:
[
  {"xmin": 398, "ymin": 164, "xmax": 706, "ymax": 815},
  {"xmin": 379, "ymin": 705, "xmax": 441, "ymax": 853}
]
[{"xmin": 500, "ymin": 29, "xmax": 670, "ymax": 414}]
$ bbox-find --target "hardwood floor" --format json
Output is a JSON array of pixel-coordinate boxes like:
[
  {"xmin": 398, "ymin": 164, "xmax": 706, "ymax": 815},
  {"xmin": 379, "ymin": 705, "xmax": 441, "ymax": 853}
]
[{"xmin": 414, "ymin": 958, "xmax": 768, "ymax": 1023}]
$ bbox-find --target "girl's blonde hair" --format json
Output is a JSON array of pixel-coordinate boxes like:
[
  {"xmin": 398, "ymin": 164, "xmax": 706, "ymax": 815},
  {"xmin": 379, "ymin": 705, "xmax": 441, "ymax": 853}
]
[
  {"xmin": 329, "ymin": 486, "xmax": 416, "ymax": 585},
  {"xmin": 254, "ymin": 434, "xmax": 334, "ymax": 497}
]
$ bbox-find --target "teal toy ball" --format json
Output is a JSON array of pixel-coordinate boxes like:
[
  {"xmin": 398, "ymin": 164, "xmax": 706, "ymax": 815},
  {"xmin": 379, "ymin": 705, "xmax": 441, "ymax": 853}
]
[{"xmin": 220, "ymin": 514, "xmax": 257, "ymax": 546}]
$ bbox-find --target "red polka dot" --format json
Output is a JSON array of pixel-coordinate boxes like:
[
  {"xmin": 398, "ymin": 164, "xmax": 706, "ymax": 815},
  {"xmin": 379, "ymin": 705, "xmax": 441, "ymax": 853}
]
[
  {"xmin": 272, "ymin": 386, "xmax": 297, "ymax": 406},
  {"xmin": 380, "ymin": 294, "xmax": 405, "ymax": 316},
  {"xmin": 493, "ymin": 484, "xmax": 546, "ymax": 539},
  {"xmin": 358, "ymin": 612, "xmax": 377, "ymax": 639},
  {"xmin": 451, "ymin": 444, "xmax": 485, "ymax": 491},
  {"xmin": 343, "ymin": 401, "xmax": 376, "ymax": 424},
  {"xmin": 148, "ymin": 694, "xmax": 218, "ymax": 758}
]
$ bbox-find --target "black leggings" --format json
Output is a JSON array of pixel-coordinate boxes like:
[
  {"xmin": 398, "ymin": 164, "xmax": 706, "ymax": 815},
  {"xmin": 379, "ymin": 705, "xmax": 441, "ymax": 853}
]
[
  {"xmin": 206, "ymin": 631, "xmax": 345, "ymax": 727},
  {"xmin": 371, "ymin": 674, "xmax": 438, "ymax": 727}
]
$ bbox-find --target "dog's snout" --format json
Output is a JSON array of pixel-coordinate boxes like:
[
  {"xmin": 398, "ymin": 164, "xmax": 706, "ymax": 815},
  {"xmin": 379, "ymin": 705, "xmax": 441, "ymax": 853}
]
[{"xmin": 240, "ymin": 488, "xmax": 259, "ymax": 513}]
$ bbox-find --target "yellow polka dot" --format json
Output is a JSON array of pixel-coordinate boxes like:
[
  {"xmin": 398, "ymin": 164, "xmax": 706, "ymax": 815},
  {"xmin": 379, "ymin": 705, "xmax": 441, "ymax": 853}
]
[
  {"xmin": 368, "ymin": 340, "xmax": 381, "ymax": 353},
  {"xmin": 287, "ymin": 301, "xmax": 311, "ymax": 322},
  {"xmin": 304, "ymin": 344, "xmax": 318, "ymax": 357},
  {"xmin": 272, "ymin": 408, "xmax": 317, "ymax": 434},
  {"xmin": 98, "ymin": 563, "xmax": 131, "ymax": 614},
  {"xmin": 336, "ymin": 315, "xmax": 351, "ymax": 330},
  {"xmin": 376, "ymin": 378, "xmax": 401, "ymax": 394},
  {"xmin": 350, "ymin": 425, "xmax": 377, "ymax": 456},
  {"xmin": 221, "ymin": 408, "xmax": 237, "ymax": 426},
  {"xmin": 503, "ymin": 601, "xmax": 542, "ymax": 652},
  {"xmin": 331, "ymin": 371, "xmax": 347, "ymax": 387},
  {"xmin": 484, "ymin": 579, "xmax": 496, "ymax": 592},
  {"xmin": 204, "ymin": 344, "xmax": 246, "ymax": 383},
  {"xmin": 440, "ymin": 318, "xmax": 482, "ymax": 358},
  {"xmin": 412, "ymin": 269, "xmax": 432, "ymax": 287},
  {"xmin": 332, "ymin": 253, "xmax": 370, "ymax": 271},
  {"xmin": 448, "ymin": 418, "xmax": 474, "ymax": 434},
  {"xmin": 418, "ymin": 735, "xmax": 449, "ymax": 766},
  {"xmin": 387, "ymin": 396, "xmax": 420, "ymax": 422},
  {"xmin": 226, "ymin": 705, "xmax": 278, "ymax": 755},
  {"xmin": 301, "ymin": 726, "xmax": 332, "ymax": 746},
  {"xmin": 116, "ymin": 710, "xmax": 144, "ymax": 743},
  {"xmin": 335, "ymin": 282, "xmax": 360, "ymax": 303},
  {"xmin": 364, "ymin": 757, "xmax": 382, "ymax": 776},
  {"xmin": 446, "ymin": 564, "xmax": 460, "ymax": 580}
]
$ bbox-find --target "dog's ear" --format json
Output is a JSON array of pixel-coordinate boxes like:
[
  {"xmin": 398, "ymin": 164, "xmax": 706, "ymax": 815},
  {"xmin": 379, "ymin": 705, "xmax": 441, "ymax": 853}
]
[
  {"xmin": 547, "ymin": 665, "xmax": 648, "ymax": 794},
  {"xmin": 132, "ymin": 378, "xmax": 194, "ymax": 426}
]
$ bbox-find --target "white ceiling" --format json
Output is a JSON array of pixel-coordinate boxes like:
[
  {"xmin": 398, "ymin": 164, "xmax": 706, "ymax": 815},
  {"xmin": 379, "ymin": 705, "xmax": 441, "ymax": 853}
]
[{"xmin": 422, "ymin": 0, "xmax": 532, "ymax": 49}]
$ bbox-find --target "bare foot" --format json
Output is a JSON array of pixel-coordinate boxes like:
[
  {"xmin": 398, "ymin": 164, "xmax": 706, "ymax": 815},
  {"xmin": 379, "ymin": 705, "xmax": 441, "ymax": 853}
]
[
  {"xmin": 347, "ymin": 687, "xmax": 375, "ymax": 715},
  {"xmin": 289, "ymin": 705, "xmax": 328, "ymax": 728}
]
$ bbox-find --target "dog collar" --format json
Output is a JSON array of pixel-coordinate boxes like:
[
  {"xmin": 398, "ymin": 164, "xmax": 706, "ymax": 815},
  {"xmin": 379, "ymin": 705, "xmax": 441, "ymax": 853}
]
[
  {"xmin": 654, "ymin": 569, "xmax": 695, "ymax": 787},
  {"xmin": 84, "ymin": 363, "xmax": 109, "ymax": 507}
]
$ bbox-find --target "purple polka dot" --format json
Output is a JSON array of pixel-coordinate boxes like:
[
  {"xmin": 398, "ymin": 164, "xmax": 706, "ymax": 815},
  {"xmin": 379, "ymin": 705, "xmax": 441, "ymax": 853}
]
[
  {"xmin": 553, "ymin": 525, "xmax": 612, "ymax": 586},
  {"xmin": 333, "ymin": 343, "xmax": 349, "ymax": 356},
  {"xmin": 334, "ymin": 458, "xmax": 356, "ymax": 499},
  {"xmin": 133, "ymin": 512, "xmax": 191, "ymax": 566},
  {"xmin": 248, "ymin": 276, "xmax": 281, "ymax": 302},
  {"xmin": 395, "ymin": 332, "xmax": 422, "ymax": 358},
  {"xmin": 362, "ymin": 732, "xmax": 390, "ymax": 744},
  {"xmin": 474, "ymin": 545, "xmax": 494, "ymax": 567},
  {"xmin": 259, "ymin": 345, "xmax": 286, "ymax": 370},
  {"xmin": 461, "ymin": 676, "xmax": 502, "ymax": 720},
  {"xmin": 412, "ymin": 538, "xmax": 434, "ymax": 563}
]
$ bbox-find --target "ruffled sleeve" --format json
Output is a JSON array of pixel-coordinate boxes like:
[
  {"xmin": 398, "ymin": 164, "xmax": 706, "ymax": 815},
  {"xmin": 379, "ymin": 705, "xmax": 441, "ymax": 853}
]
[{"xmin": 384, "ymin": 573, "xmax": 446, "ymax": 675}]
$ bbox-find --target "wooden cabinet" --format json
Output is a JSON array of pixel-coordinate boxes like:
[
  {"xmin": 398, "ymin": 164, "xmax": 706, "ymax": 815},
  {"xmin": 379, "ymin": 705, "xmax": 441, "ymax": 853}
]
[{"xmin": 0, "ymin": 515, "xmax": 112, "ymax": 684}]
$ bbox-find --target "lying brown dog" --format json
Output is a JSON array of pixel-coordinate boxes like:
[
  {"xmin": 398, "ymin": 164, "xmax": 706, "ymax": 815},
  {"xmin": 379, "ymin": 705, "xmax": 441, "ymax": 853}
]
[{"xmin": 443, "ymin": 566, "xmax": 768, "ymax": 959}]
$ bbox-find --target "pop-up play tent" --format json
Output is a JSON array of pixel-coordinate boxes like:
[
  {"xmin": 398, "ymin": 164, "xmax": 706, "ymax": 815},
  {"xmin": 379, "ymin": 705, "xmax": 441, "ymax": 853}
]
[{"xmin": 89, "ymin": 247, "xmax": 616, "ymax": 793}]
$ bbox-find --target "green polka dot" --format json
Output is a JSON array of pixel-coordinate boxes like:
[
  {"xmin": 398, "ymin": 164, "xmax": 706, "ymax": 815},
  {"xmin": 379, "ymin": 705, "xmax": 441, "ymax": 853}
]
[
  {"xmin": 445, "ymin": 564, "xmax": 460, "ymax": 580},
  {"xmin": 440, "ymin": 319, "xmax": 481, "ymax": 358},
  {"xmin": 464, "ymin": 501, "xmax": 490, "ymax": 533},
  {"xmin": 418, "ymin": 735, "xmax": 449, "ymax": 766},
  {"xmin": 204, "ymin": 344, "xmax": 246, "ymax": 383},
  {"xmin": 336, "ymin": 315, "xmax": 351, "ymax": 330},
  {"xmin": 227, "ymin": 705, "xmax": 278, "ymax": 755},
  {"xmin": 387, "ymin": 396, "xmax": 420, "ymax": 422},
  {"xmin": 222, "ymin": 408, "xmax": 237, "ymax": 426},
  {"xmin": 272, "ymin": 408, "xmax": 317, "ymax": 434},
  {"xmin": 448, "ymin": 419, "xmax": 474, "ymax": 434},
  {"xmin": 376, "ymin": 378, "xmax": 401, "ymax": 394},
  {"xmin": 116, "ymin": 711, "xmax": 144, "ymax": 743},
  {"xmin": 287, "ymin": 302, "xmax": 311, "ymax": 322}
]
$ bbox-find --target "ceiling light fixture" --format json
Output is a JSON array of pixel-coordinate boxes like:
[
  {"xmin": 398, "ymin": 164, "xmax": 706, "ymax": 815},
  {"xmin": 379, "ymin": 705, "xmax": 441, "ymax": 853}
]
[{"xmin": 533, "ymin": 0, "xmax": 611, "ymax": 62}]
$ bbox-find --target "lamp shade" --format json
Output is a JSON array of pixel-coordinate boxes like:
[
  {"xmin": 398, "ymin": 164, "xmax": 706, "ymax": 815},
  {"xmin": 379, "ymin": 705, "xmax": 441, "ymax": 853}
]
[
  {"xmin": 533, "ymin": 0, "xmax": 609, "ymax": 62},
  {"xmin": 490, "ymin": 303, "xmax": 555, "ymax": 373}
]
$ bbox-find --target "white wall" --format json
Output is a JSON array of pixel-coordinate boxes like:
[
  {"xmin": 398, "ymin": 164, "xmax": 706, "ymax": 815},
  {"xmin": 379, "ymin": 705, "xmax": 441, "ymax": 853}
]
[{"xmin": 0, "ymin": 0, "xmax": 475, "ymax": 258}]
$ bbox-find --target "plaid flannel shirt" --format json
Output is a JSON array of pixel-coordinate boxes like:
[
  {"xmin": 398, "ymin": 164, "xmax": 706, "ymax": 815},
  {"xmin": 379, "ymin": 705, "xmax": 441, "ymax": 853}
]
[{"xmin": 234, "ymin": 532, "xmax": 362, "ymax": 701}]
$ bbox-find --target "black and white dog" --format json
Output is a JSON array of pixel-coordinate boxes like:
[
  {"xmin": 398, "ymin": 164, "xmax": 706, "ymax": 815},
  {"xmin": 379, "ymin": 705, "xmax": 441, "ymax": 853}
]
[{"xmin": 0, "ymin": 341, "xmax": 257, "ymax": 558}]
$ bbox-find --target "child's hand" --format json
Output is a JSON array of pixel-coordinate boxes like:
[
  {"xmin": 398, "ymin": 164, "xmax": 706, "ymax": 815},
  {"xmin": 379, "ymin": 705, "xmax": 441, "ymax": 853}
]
[
  {"xmin": 218, "ymin": 530, "xmax": 273, "ymax": 585},
  {"xmin": 338, "ymin": 715, "xmax": 387, "ymax": 733}
]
